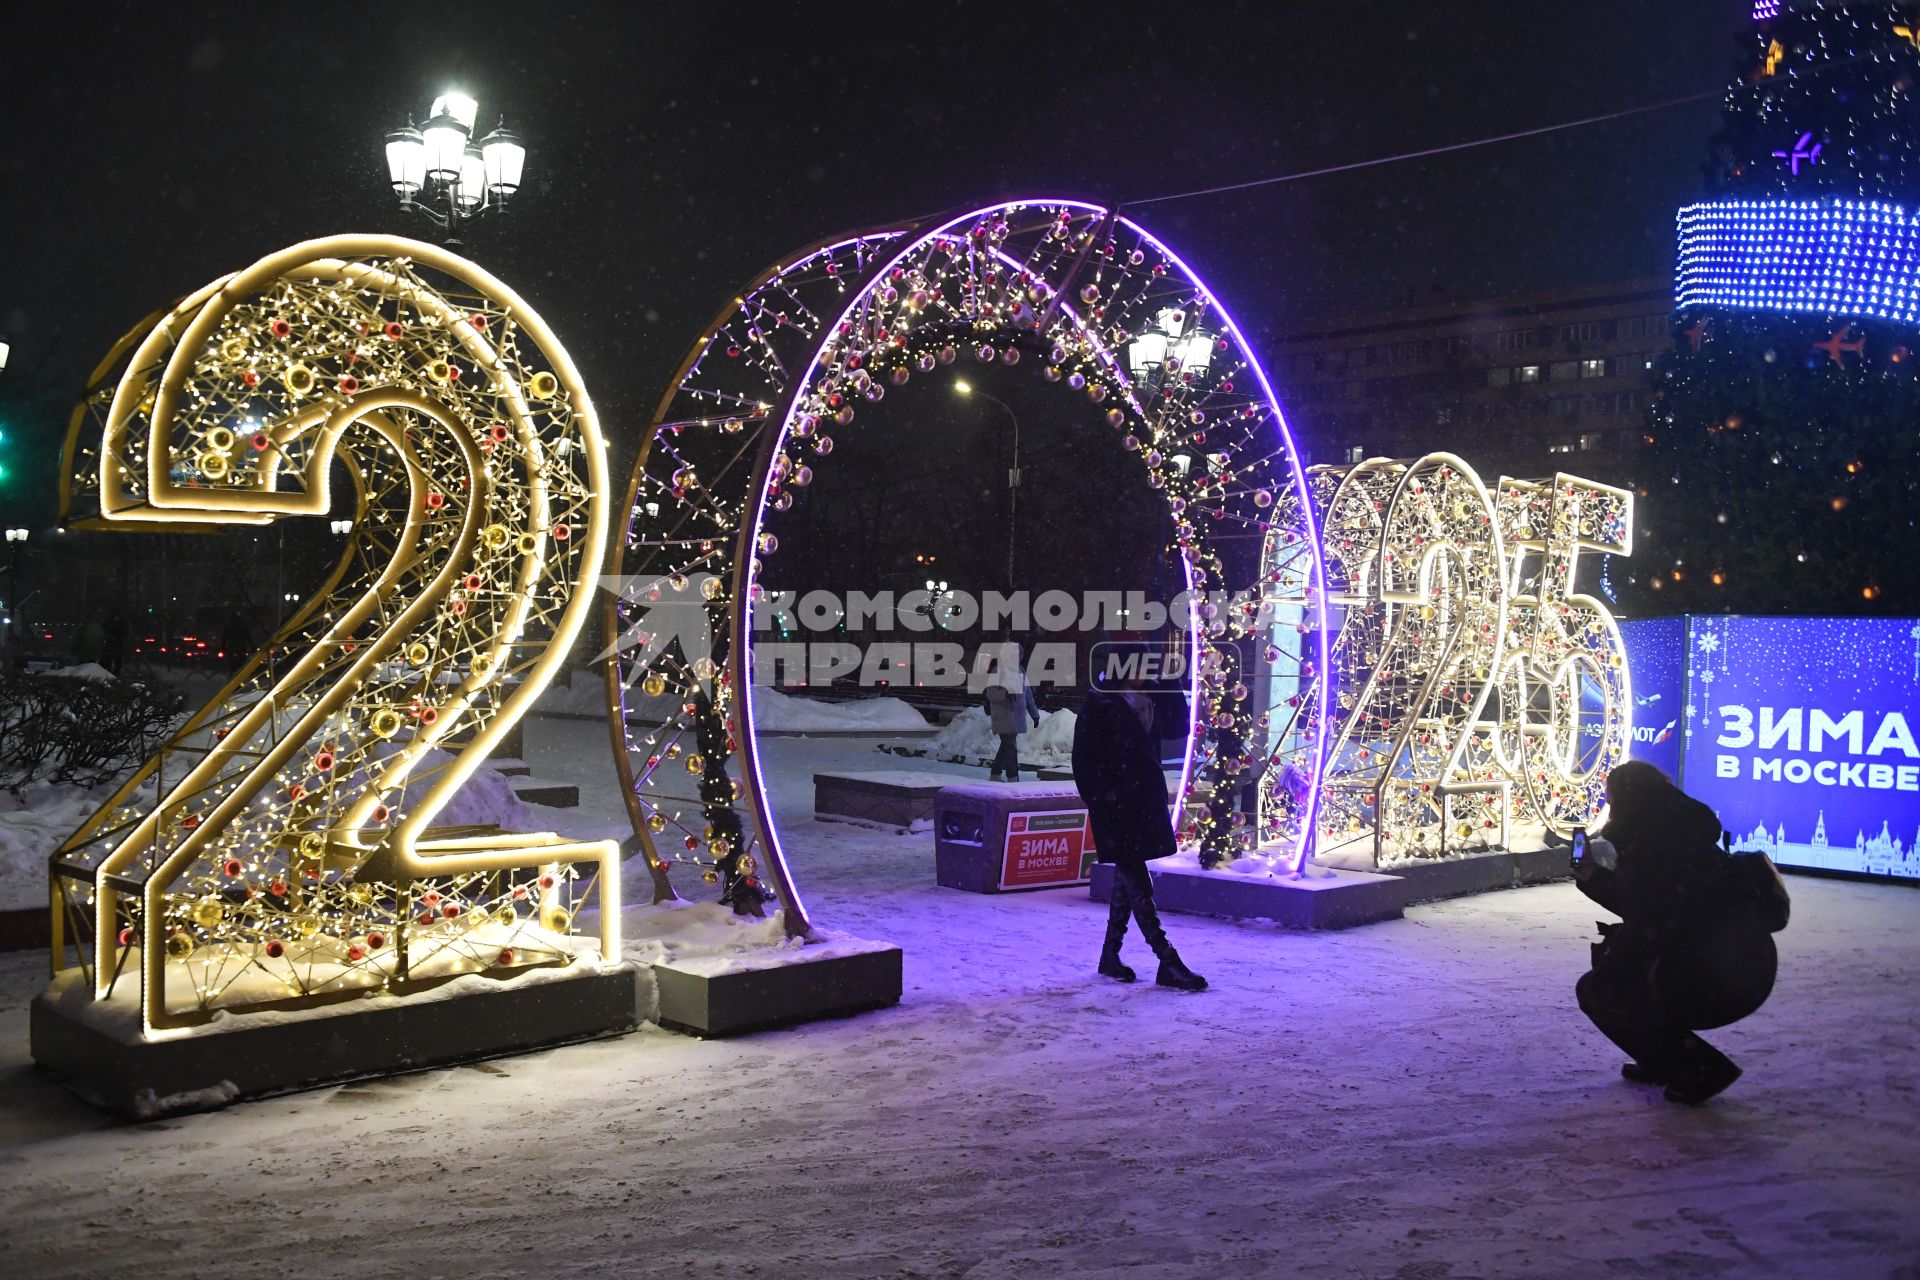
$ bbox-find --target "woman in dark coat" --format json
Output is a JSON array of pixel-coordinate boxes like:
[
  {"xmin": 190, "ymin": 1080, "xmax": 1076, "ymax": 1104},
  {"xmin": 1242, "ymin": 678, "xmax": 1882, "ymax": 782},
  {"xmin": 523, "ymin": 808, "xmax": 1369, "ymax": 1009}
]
[
  {"xmin": 1575, "ymin": 760, "xmax": 1777, "ymax": 1105},
  {"xmin": 1073, "ymin": 680, "xmax": 1206, "ymax": 991}
]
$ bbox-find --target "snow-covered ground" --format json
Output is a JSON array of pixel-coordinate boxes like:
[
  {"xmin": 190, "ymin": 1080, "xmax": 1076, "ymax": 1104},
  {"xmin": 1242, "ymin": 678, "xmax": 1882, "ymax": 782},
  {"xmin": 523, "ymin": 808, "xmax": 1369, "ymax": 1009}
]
[{"xmin": 1, "ymin": 713, "xmax": 1917, "ymax": 1277}]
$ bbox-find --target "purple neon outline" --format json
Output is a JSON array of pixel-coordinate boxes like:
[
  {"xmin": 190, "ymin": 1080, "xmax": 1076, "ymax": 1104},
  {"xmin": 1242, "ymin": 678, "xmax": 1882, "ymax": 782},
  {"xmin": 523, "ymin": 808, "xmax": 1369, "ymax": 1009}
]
[
  {"xmin": 620, "ymin": 229, "xmax": 911, "ymax": 930},
  {"xmin": 736, "ymin": 199, "xmax": 1330, "ymax": 886},
  {"xmin": 1113, "ymin": 214, "xmax": 1331, "ymax": 872}
]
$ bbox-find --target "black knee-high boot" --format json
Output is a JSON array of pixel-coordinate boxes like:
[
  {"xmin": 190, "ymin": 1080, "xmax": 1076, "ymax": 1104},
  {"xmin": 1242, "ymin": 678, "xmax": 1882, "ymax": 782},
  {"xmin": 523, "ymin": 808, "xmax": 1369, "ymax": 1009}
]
[
  {"xmin": 1118, "ymin": 864, "xmax": 1205, "ymax": 991},
  {"xmin": 1098, "ymin": 871, "xmax": 1136, "ymax": 982}
]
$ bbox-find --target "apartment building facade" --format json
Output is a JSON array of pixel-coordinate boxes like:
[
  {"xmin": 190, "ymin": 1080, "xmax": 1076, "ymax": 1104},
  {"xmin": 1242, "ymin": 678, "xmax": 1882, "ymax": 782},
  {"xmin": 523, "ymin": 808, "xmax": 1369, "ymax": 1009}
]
[{"xmin": 1269, "ymin": 277, "xmax": 1673, "ymax": 473}]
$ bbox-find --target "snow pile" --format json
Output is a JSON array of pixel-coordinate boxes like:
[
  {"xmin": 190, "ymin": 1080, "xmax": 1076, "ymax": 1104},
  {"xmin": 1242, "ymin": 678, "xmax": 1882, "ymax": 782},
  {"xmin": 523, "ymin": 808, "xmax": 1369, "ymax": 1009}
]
[
  {"xmin": 40, "ymin": 663, "xmax": 117, "ymax": 683},
  {"xmin": 751, "ymin": 688, "xmax": 930, "ymax": 734},
  {"xmin": 1027, "ymin": 706, "xmax": 1078, "ymax": 757},
  {"xmin": 0, "ymin": 783, "xmax": 137, "ymax": 911},
  {"xmin": 536, "ymin": 672, "xmax": 619, "ymax": 718},
  {"xmin": 131, "ymin": 1080, "xmax": 240, "ymax": 1121},
  {"xmin": 402, "ymin": 748, "xmax": 540, "ymax": 831},
  {"xmin": 927, "ymin": 705, "xmax": 1076, "ymax": 765}
]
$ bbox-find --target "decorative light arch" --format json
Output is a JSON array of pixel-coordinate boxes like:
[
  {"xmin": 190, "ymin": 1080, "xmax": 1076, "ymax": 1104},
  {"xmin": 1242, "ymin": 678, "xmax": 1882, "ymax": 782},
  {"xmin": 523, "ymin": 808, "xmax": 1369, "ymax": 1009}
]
[{"xmin": 605, "ymin": 199, "xmax": 1330, "ymax": 927}]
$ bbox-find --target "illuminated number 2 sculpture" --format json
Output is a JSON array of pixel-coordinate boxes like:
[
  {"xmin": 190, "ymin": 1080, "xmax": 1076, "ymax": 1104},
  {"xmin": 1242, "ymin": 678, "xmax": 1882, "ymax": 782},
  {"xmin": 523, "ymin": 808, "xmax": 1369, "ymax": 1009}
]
[
  {"xmin": 1260, "ymin": 453, "xmax": 1633, "ymax": 868},
  {"xmin": 49, "ymin": 236, "xmax": 618, "ymax": 1032}
]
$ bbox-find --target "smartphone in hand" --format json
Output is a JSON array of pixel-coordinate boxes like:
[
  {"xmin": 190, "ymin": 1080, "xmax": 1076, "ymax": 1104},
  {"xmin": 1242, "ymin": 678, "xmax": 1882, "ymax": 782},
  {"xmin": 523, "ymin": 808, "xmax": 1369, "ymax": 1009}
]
[{"xmin": 1569, "ymin": 827, "xmax": 1589, "ymax": 869}]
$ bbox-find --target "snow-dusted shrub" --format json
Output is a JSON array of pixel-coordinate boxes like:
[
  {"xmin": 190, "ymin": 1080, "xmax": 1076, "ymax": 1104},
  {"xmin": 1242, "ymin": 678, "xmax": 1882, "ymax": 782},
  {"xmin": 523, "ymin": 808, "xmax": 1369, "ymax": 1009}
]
[{"xmin": 0, "ymin": 671, "xmax": 186, "ymax": 794}]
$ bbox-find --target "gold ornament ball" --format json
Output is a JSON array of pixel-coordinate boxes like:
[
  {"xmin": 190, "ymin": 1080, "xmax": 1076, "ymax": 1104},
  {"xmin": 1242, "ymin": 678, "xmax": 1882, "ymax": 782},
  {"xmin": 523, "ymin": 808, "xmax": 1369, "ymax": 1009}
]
[{"xmin": 190, "ymin": 897, "xmax": 225, "ymax": 929}]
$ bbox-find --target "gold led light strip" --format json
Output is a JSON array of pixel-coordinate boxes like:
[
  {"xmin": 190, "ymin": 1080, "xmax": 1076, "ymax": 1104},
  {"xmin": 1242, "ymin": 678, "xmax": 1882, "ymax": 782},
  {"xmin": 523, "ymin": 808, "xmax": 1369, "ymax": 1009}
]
[{"xmin": 48, "ymin": 236, "xmax": 618, "ymax": 1032}]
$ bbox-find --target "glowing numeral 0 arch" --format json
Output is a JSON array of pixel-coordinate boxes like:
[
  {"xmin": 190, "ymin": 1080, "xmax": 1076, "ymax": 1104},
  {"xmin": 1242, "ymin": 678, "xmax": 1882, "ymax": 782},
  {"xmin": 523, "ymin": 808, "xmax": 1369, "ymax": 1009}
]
[
  {"xmin": 50, "ymin": 236, "xmax": 618, "ymax": 1031},
  {"xmin": 605, "ymin": 199, "xmax": 1332, "ymax": 912}
]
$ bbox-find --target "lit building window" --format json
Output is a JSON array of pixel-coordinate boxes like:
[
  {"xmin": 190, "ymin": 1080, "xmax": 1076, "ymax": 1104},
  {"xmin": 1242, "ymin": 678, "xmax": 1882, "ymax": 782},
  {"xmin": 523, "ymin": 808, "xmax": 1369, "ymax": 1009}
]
[
  {"xmin": 1517, "ymin": 365, "xmax": 1541, "ymax": 384},
  {"xmin": 1580, "ymin": 358, "xmax": 1607, "ymax": 378}
]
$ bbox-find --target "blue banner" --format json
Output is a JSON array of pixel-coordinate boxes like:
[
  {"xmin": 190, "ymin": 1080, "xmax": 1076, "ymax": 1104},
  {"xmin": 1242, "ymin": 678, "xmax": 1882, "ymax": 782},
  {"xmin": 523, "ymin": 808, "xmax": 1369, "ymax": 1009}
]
[
  {"xmin": 1677, "ymin": 615, "xmax": 1920, "ymax": 880},
  {"xmin": 1618, "ymin": 617, "xmax": 1687, "ymax": 779}
]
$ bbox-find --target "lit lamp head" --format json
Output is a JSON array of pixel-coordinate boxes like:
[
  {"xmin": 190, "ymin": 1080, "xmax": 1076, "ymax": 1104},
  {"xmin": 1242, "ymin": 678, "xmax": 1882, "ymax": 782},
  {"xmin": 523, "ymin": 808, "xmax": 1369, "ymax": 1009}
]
[
  {"xmin": 384, "ymin": 126, "xmax": 426, "ymax": 198},
  {"xmin": 0, "ymin": 339, "xmax": 10, "ymax": 372},
  {"xmin": 456, "ymin": 145, "xmax": 487, "ymax": 211},
  {"xmin": 480, "ymin": 125, "xmax": 526, "ymax": 201},
  {"xmin": 431, "ymin": 91, "xmax": 479, "ymax": 133},
  {"xmin": 1177, "ymin": 325, "xmax": 1215, "ymax": 380},
  {"xmin": 421, "ymin": 106, "xmax": 470, "ymax": 184},
  {"xmin": 1128, "ymin": 309, "xmax": 1187, "ymax": 382},
  {"xmin": 954, "ymin": 379, "xmax": 972, "ymax": 395}
]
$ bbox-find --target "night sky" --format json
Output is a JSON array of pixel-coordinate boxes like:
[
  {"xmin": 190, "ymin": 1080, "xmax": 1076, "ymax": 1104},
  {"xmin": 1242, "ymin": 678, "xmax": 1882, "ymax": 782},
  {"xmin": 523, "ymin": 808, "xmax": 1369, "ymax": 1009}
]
[{"xmin": 1, "ymin": 0, "xmax": 1750, "ymax": 531}]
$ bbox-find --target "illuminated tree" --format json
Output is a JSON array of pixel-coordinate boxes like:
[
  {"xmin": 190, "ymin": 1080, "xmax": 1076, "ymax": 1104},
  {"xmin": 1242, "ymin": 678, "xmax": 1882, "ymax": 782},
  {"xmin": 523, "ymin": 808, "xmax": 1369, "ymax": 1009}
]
[{"xmin": 1632, "ymin": 0, "xmax": 1920, "ymax": 614}]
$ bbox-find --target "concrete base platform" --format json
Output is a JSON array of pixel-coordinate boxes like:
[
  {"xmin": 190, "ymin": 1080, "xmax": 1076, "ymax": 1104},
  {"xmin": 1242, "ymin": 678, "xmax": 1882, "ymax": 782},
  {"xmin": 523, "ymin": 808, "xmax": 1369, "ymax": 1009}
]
[
  {"xmin": 514, "ymin": 782, "xmax": 580, "ymax": 808},
  {"xmin": 1389, "ymin": 846, "xmax": 1571, "ymax": 904},
  {"xmin": 0, "ymin": 906, "xmax": 49, "ymax": 954},
  {"xmin": 814, "ymin": 770, "xmax": 954, "ymax": 829},
  {"xmin": 31, "ymin": 964, "xmax": 641, "ymax": 1119},
  {"xmin": 652, "ymin": 942, "xmax": 903, "ymax": 1037},
  {"xmin": 1090, "ymin": 861, "xmax": 1412, "ymax": 930}
]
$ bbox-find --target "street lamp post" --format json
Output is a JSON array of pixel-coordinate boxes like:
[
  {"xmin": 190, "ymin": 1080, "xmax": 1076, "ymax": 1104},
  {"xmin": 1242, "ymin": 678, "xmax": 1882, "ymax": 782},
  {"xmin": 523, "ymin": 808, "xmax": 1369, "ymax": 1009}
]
[
  {"xmin": 4, "ymin": 527, "xmax": 28, "ymax": 660},
  {"xmin": 954, "ymin": 379, "xmax": 1021, "ymax": 594},
  {"xmin": 382, "ymin": 90, "xmax": 526, "ymax": 242}
]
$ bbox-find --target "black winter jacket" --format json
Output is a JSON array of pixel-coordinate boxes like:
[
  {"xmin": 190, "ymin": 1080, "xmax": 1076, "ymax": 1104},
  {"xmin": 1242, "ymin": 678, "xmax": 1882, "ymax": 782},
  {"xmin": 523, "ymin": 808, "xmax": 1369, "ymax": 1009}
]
[{"xmin": 1073, "ymin": 688, "xmax": 1176, "ymax": 867}]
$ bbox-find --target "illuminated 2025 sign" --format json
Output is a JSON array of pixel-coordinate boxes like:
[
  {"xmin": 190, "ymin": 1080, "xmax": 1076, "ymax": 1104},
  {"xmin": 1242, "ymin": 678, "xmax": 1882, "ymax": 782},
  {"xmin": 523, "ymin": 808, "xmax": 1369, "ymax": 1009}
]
[{"xmin": 1264, "ymin": 454, "xmax": 1634, "ymax": 870}]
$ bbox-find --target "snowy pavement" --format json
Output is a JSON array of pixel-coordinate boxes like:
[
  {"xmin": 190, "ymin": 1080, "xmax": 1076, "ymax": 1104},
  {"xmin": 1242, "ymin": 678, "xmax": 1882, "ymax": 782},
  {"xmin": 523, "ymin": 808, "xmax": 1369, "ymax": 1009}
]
[{"xmin": 1, "ymin": 717, "xmax": 1917, "ymax": 1278}]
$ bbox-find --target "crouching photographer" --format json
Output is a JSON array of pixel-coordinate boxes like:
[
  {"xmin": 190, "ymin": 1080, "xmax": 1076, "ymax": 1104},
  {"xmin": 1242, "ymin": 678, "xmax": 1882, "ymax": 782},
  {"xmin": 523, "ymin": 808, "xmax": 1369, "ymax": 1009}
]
[{"xmin": 1573, "ymin": 761, "xmax": 1788, "ymax": 1106}]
